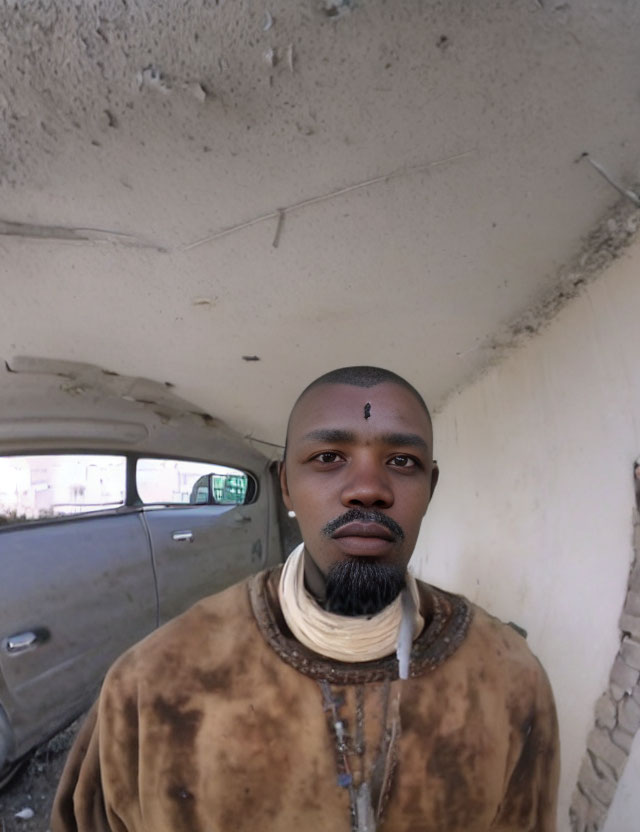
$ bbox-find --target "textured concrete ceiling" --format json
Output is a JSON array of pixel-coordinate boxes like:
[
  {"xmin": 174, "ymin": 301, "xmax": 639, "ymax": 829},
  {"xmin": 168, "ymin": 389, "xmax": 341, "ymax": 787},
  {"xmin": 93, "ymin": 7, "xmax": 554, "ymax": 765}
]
[{"xmin": 1, "ymin": 0, "xmax": 639, "ymax": 446}]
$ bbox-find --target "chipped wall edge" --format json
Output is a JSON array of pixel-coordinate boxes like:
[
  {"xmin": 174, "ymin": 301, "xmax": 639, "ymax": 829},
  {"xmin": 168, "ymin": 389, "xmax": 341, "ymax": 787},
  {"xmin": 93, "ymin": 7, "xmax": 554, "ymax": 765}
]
[{"xmin": 569, "ymin": 503, "xmax": 640, "ymax": 832}]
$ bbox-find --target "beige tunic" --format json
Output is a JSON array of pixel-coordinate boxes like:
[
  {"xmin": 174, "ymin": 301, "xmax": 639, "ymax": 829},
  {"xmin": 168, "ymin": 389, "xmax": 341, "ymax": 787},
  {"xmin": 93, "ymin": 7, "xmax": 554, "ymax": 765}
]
[{"xmin": 51, "ymin": 569, "xmax": 559, "ymax": 832}]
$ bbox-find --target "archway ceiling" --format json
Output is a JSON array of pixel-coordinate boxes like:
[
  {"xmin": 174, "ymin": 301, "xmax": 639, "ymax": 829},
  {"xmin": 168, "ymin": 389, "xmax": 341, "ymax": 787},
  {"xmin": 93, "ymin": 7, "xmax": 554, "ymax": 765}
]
[{"xmin": 1, "ymin": 0, "xmax": 639, "ymax": 446}]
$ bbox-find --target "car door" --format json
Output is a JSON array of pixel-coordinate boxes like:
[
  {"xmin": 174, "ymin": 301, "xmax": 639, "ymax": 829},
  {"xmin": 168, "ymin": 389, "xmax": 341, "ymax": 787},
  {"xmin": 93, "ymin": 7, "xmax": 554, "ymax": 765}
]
[
  {"xmin": 0, "ymin": 454, "xmax": 157, "ymax": 758},
  {"xmin": 136, "ymin": 457, "xmax": 270, "ymax": 624}
]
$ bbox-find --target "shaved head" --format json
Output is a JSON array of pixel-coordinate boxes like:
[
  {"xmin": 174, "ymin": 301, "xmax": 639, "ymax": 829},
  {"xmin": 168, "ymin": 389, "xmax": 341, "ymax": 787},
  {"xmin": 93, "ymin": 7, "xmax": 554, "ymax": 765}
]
[{"xmin": 285, "ymin": 366, "xmax": 432, "ymax": 457}]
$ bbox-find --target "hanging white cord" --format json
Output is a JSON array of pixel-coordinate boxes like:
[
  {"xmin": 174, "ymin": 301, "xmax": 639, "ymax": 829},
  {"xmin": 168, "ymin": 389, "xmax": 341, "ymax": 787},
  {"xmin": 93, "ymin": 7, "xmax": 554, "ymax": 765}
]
[{"xmin": 396, "ymin": 586, "xmax": 415, "ymax": 680}]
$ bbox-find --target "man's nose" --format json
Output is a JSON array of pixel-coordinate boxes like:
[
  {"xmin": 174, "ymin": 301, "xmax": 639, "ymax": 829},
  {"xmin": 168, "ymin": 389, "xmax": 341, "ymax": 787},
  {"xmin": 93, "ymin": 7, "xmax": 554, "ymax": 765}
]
[{"xmin": 340, "ymin": 457, "xmax": 394, "ymax": 508}]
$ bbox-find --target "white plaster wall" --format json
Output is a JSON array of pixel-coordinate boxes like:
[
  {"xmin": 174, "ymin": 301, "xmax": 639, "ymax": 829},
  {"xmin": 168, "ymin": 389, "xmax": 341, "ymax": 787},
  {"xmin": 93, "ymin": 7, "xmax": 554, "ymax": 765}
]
[{"xmin": 412, "ymin": 239, "xmax": 640, "ymax": 831}]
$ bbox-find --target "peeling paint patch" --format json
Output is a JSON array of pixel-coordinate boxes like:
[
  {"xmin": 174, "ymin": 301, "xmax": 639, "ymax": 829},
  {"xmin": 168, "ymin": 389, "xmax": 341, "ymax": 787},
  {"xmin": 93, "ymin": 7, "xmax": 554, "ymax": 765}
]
[
  {"xmin": 262, "ymin": 44, "xmax": 294, "ymax": 72},
  {"xmin": 263, "ymin": 11, "xmax": 274, "ymax": 32},
  {"xmin": 61, "ymin": 383, "xmax": 89, "ymax": 397},
  {"xmin": 505, "ymin": 197, "xmax": 640, "ymax": 342},
  {"xmin": 324, "ymin": 0, "xmax": 355, "ymax": 20},
  {"xmin": 192, "ymin": 297, "xmax": 218, "ymax": 308},
  {"xmin": 187, "ymin": 82, "xmax": 206, "ymax": 103},
  {"xmin": 137, "ymin": 65, "xmax": 172, "ymax": 95},
  {"xmin": 104, "ymin": 109, "xmax": 118, "ymax": 128},
  {"xmin": 263, "ymin": 47, "xmax": 277, "ymax": 68},
  {"xmin": 191, "ymin": 412, "xmax": 222, "ymax": 429},
  {"xmin": 436, "ymin": 194, "xmax": 640, "ymax": 417},
  {"xmin": 285, "ymin": 43, "xmax": 294, "ymax": 72}
]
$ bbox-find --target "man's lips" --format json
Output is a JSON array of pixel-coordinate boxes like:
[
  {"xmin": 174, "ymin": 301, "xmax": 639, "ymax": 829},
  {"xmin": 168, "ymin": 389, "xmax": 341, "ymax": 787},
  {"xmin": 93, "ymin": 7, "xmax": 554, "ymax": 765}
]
[
  {"xmin": 321, "ymin": 509, "xmax": 405, "ymax": 548},
  {"xmin": 332, "ymin": 522, "xmax": 395, "ymax": 541}
]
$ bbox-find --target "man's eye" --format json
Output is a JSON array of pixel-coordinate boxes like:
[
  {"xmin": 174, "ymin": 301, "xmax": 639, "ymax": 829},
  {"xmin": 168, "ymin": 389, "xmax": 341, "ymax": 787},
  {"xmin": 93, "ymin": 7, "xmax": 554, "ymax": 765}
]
[
  {"xmin": 314, "ymin": 452, "xmax": 340, "ymax": 464},
  {"xmin": 389, "ymin": 455, "xmax": 416, "ymax": 468}
]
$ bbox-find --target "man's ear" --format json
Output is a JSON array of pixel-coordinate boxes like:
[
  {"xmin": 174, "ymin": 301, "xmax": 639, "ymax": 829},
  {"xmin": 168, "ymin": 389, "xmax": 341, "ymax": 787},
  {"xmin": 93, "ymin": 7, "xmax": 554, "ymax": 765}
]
[
  {"xmin": 279, "ymin": 460, "xmax": 293, "ymax": 511},
  {"xmin": 429, "ymin": 461, "xmax": 439, "ymax": 500}
]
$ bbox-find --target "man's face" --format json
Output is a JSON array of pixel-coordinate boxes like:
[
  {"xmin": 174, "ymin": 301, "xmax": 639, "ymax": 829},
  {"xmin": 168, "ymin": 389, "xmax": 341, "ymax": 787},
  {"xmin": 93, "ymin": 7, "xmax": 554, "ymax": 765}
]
[{"xmin": 280, "ymin": 382, "xmax": 438, "ymax": 581}]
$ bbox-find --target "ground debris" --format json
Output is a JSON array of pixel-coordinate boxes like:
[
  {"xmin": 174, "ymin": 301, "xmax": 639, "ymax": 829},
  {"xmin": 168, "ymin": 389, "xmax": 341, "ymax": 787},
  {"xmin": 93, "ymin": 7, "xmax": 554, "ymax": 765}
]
[
  {"xmin": 14, "ymin": 809, "xmax": 34, "ymax": 820},
  {"xmin": 0, "ymin": 717, "xmax": 84, "ymax": 832}
]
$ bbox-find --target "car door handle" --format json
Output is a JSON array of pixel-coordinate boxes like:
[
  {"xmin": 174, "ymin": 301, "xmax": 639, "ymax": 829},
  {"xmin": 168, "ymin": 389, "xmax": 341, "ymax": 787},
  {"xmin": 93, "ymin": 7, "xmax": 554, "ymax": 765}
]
[
  {"xmin": 6, "ymin": 632, "xmax": 39, "ymax": 654},
  {"xmin": 172, "ymin": 530, "xmax": 194, "ymax": 542}
]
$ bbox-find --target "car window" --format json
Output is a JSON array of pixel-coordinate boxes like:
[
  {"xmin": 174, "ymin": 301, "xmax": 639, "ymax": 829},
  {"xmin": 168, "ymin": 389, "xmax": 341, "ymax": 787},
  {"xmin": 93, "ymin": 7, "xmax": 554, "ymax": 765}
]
[
  {"xmin": 136, "ymin": 458, "xmax": 251, "ymax": 506},
  {"xmin": 0, "ymin": 454, "xmax": 127, "ymax": 526}
]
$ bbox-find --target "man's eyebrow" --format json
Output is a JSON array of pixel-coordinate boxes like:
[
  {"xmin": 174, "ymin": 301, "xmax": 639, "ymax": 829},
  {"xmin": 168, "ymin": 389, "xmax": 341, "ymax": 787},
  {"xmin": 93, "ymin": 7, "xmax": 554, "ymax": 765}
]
[
  {"xmin": 300, "ymin": 428, "xmax": 357, "ymax": 443},
  {"xmin": 379, "ymin": 432, "xmax": 429, "ymax": 450},
  {"xmin": 299, "ymin": 428, "xmax": 429, "ymax": 450}
]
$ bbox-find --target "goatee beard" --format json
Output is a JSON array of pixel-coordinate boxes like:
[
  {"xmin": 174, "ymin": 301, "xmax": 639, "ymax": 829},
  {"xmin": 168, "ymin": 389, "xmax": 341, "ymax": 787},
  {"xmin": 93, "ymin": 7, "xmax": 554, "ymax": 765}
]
[{"xmin": 323, "ymin": 557, "xmax": 406, "ymax": 617}]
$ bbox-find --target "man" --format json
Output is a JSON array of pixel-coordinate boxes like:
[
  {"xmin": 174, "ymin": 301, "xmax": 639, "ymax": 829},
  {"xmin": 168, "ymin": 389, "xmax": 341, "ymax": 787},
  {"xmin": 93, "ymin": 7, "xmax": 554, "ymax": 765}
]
[{"xmin": 52, "ymin": 366, "xmax": 559, "ymax": 832}]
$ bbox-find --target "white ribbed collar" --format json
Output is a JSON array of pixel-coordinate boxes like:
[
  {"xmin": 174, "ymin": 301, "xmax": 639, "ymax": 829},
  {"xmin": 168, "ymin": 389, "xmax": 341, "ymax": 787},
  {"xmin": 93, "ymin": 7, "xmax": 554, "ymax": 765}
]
[{"xmin": 278, "ymin": 543, "xmax": 423, "ymax": 666}]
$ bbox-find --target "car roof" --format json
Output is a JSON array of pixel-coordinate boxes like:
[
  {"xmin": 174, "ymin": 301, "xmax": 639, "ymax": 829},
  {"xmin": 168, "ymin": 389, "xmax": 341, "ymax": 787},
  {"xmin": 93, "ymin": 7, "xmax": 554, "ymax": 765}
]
[{"xmin": 0, "ymin": 356, "xmax": 269, "ymax": 472}]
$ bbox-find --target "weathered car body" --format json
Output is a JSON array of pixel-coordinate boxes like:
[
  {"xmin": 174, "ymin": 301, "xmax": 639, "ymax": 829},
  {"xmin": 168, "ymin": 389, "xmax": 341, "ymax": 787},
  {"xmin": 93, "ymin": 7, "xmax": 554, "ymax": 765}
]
[{"xmin": 0, "ymin": 357, "xmax": 289, "ymax": 785}]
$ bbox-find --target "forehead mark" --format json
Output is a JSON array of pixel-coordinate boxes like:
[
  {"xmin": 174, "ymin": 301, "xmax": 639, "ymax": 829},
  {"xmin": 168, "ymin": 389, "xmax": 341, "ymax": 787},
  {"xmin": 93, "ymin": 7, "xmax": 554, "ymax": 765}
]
[{"xmin": 364, "ymin": 402, "xmax": 371, "ymax": 420}]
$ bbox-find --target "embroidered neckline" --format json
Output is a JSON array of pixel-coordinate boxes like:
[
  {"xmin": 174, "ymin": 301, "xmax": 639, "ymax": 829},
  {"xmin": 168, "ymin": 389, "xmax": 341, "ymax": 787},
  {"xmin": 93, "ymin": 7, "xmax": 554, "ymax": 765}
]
[{"xmin": 249, "ymin": 567, "xmax": 473, "ymax": 684}]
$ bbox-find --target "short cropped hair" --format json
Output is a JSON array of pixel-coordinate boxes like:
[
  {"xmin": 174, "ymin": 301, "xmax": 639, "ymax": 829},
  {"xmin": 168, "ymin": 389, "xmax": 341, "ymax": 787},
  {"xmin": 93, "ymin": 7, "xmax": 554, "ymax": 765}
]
[{"xmin": 284, "ymin": 366, "xmax": 432, "ymax": 457}]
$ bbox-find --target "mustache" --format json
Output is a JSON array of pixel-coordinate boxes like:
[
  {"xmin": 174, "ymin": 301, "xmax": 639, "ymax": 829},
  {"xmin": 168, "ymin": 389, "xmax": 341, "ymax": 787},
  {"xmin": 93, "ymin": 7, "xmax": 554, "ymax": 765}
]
[{"xmin": 321, "ymin": 508, "xmax": 405, "ymax": 541}]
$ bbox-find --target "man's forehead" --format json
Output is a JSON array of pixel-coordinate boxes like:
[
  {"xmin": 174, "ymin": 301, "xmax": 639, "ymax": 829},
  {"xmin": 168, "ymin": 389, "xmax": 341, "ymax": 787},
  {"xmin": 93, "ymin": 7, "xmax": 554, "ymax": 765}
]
[{"xmin": 288, "ymin": 382, "xmax": 432, "ymax": 440}]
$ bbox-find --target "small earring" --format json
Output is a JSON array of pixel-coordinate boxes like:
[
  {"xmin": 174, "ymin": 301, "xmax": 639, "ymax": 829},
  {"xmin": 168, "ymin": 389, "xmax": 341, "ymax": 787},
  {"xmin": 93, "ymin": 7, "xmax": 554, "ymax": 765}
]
[{"xmin": 287, "ymin": 510, "xmax": 296, "ymax": 518}]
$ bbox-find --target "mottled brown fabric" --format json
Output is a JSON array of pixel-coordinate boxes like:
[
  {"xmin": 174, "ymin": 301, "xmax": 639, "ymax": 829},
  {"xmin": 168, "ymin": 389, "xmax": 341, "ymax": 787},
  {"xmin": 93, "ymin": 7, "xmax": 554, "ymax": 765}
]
[{"xmin": 52, "ymin": 571, "xmax": 559, "ymax": 832}]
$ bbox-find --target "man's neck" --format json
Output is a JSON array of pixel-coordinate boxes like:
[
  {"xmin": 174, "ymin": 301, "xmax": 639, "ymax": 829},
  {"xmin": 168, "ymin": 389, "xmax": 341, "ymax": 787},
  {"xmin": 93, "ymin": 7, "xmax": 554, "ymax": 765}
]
[{"xmin": 302, "ymin": 549, "xmax": 327, "ymax": 603}]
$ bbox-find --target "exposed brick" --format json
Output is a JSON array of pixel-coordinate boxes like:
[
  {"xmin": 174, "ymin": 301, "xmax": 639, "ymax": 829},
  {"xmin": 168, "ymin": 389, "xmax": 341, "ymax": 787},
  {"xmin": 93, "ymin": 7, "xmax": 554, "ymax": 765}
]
[
  {"xmin": 578, "ymin": 756, "xmax": 616, "ymax": 806},
  {"xmin": 586, "ymin": 795, "xmax": 609, "ymax": 830},
  {"xmin": 618, "ymin": 693, "xmax": 640, "ymax": 734},
  {"xmin": 619, "ymin": 612, "xmax": 640, "ymax": 639},
  {"xmin": 569, "ymin": 788, "xmax": 590, "ymax": 832},
  {"xmin": 620, "ymin": 637, "xmax": 640, "ymax": 670},
  {"xmin": 610, "ymin": 656, "xmax": 639, "ymax": 693},
  {"xmin": 591, "ymin": 752, "xmax": 618, "ymax": 783},
  {"xmin": 623, "ymin": 588, "xmax": 640, "ymax": 616},
  {"xmin": 570, "ymin": 518, "xmax": 640, "ymax": 832},
  {"xmin": 611, "ymin": 726, "xmax": 634, "ymax": 754},
  {"xmin": 586, "ymin": 727, "xmax": 627, "ymax": 778},
  {"xmin": 594, "ymin": 693, "xmax": 617, "ymax": 730},
  {"xmin": 610, "ymin": 681, "xmax": 626, "ymax": 702}
]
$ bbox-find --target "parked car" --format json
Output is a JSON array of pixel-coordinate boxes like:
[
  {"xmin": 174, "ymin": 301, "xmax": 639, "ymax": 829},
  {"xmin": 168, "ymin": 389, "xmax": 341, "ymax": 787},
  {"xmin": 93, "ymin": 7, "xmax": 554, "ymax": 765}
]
[{"xmin": 0, "ymin": 357, "xmax": 291, "ymax": 787}]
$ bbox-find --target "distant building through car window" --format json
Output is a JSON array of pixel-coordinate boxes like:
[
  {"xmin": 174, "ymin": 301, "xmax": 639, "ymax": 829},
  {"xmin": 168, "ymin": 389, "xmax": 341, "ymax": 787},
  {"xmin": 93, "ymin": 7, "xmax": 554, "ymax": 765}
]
[{"xmin": 0, "ymin": 454, "xmax": 126, "ymax": 525}]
